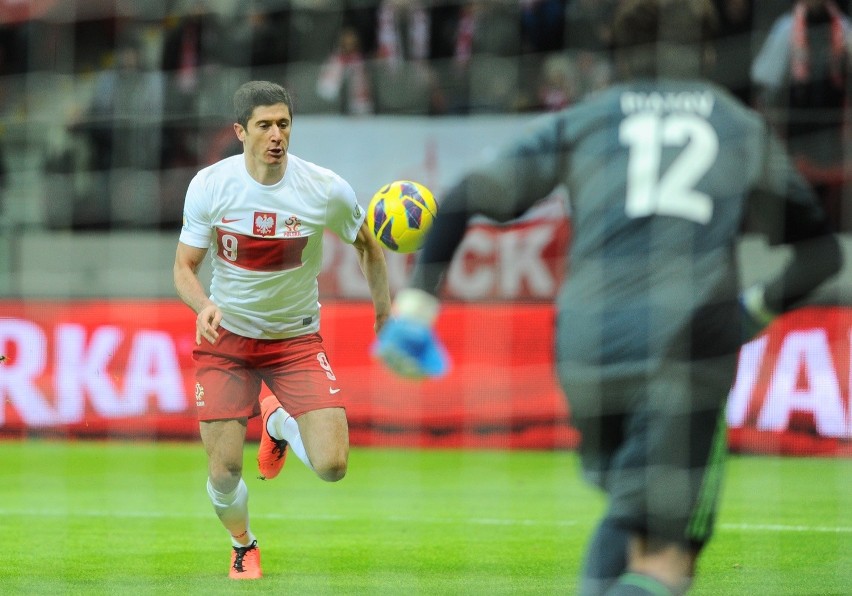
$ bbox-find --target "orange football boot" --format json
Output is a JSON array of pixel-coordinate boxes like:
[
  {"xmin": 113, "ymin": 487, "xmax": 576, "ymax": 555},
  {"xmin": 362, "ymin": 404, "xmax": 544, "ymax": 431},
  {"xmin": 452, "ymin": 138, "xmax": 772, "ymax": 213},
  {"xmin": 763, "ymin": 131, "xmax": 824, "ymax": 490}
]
[
  {"xmin": 257, "ymin": 395, "xmax": 288, "ymax": 480},
  {"xmin": 229, "ymin": 540, "xmax": 262, "ymax": 579}
]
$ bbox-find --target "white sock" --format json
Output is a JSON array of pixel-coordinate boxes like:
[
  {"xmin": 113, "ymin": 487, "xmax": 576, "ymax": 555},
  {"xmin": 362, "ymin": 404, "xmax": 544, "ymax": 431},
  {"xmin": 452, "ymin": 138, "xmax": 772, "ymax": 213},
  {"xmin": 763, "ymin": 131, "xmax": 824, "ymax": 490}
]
[
  {"xmin": 206, "ymin": 477, "xmax": 256, "ymax": 547},
  {"xmin": 267, "ymin": 408, "xmax": 315, "ymax": 471}
]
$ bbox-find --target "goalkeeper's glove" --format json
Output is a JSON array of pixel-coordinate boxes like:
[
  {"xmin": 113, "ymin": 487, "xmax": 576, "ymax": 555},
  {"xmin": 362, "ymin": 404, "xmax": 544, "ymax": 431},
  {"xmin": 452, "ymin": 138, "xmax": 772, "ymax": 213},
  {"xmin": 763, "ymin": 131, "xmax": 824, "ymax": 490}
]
[
  {"xmin": 373, "ymin": 288, "xmax": 450, "ymax": 379},
  {"xmin": 739, "ymin": 284, "xmax": 778, "ymax": 341}
]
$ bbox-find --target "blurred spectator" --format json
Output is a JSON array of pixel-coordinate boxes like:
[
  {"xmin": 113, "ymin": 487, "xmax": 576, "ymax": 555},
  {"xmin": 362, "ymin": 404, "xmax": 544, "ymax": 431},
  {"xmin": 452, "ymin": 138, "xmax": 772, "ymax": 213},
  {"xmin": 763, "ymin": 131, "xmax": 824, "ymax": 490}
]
[
  {"xmin": 751, "ymin": 0, "xmax": 852, "ymax": 229},
  {"xmin": 65, "ymin": 39, "xmax": 165, "ymax": 228},
  {"xmin": 572, "ymin": 47, "xmax": 612, "ymax": 98},
  {"xmin": 73, "ymin": 41, "xmax": 164, "ymax": 172},
  {"xmin": 376, "ymin": 0, "xmax": 431, "ymax": 68},
  {"xmin": 440, "ymin": 0, "xmax": 524, "ymax": 113},
  {"xmin": 372, "ymin": 0, "xmax": 440, "ymax": 114},
  {"xmin": 535, "ymin": 53, "xmax": 578, "ymax": 110},
  {"xmin": 0, "ymin": 24, "xmax": 26, "ymax": 122},
  {"xmin": 561, "ymin": 0, "xmax": 616, "ymax": 103},
  {"xmin": 0, "ymin": 23, "xmax": 27, "ymax": 76},
  {"xmin": 284, "ymin": 0, "xmax": 347, "ymax": 114},
  {"xmin": 343, "ymin": 0, "xmax": 380, "ymax": 57},
  {"xmin": 713, "ymin": 0, "xmax": 754, "ymax": 103},
  {"xmin": 160, "ymin": 1, "xmax": 219, "ymax": 169},
  {"xmin": 288, "ymin": 0, "xmax": 343, "ymax": 63},
  {"xmin": 317, "ymin": 25, "xmax": 375, "ymax": 114},
  {"xmin": 209, "ymin": 2, "xmax": 290, "ymax": 80},
  {"xmin": 521, "ymin": 0, "xmax": 565, "ymax": 53},
  {"xmin": 564, "ymin": 0, "xmax": 617, "ymax": 53}
]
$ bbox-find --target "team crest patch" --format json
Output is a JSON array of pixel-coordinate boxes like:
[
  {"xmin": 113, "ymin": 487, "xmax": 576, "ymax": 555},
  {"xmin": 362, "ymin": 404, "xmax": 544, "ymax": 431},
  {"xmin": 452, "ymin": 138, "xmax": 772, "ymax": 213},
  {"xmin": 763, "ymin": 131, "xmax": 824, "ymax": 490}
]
[
  {"xmin": 283, "ymin": 215, "xmax": 302, "ymax": 237},
  {"xmin": 195, "ymin": 382, "xmax": 205, "ymax": 407},
  {"xmin": 254, "ymin": 212, "xmax": 277, "ymax": 236}
]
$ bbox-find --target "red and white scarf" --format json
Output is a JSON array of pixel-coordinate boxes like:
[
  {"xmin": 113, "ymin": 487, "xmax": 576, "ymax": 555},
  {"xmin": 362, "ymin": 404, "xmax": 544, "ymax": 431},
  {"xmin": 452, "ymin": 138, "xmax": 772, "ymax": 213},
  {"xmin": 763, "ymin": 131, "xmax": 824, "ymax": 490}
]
[
  {"xmin": 317, "ymin": 50, "xmax": 374, "ymax": 115},
  {"xmin": 454, "ymin": 4, "xmax": 477, "ymax": 69},
  {"xmin": 790, "ymin": 0, "xmax": 847, "ymax": 85},
  {"xmin": 377, "ymin": 0, "xmax": 430, "ymax": 70}
]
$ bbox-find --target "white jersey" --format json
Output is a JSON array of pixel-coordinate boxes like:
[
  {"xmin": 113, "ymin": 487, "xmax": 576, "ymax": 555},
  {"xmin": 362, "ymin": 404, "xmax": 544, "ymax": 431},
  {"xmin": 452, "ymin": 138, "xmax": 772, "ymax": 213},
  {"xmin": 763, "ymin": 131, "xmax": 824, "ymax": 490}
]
[{"xmin": 179, "ymin": 153, "xmax": 365, "ymax": 339}]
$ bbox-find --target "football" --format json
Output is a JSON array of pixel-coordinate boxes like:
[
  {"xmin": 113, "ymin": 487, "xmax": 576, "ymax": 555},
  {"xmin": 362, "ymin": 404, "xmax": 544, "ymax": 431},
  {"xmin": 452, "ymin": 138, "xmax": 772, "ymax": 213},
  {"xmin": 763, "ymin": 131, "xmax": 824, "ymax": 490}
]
[{"xmin": 367, "ymin": 180, "xmax": 438, "ymax": 253}]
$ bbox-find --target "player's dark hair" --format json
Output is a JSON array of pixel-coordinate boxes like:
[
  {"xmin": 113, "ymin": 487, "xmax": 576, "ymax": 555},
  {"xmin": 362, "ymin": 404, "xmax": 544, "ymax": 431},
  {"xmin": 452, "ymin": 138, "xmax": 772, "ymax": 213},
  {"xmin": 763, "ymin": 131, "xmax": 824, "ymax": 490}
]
[
  {"xmin": 233, "ymin": 80, "xmax": 294, "ymax": 127},
  {"xmin": 612, "ymin": 0, "xmax": 719, "ymax": 79}
]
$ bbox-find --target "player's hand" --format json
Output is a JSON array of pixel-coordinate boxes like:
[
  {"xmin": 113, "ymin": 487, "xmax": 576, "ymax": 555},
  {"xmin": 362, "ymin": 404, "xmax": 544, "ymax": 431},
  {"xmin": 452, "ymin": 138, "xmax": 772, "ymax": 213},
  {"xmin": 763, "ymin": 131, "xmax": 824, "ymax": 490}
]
[
  {"xmin": 196, "ymin": 303, "xmax": 222, "ymax": 345},
  {"xmin": 372, "ymin": 288, "xmax": 449, "ymax": 379},
  {"xmin": 740, "ymin": 284, "xmax": 778, "ymax": 341}
]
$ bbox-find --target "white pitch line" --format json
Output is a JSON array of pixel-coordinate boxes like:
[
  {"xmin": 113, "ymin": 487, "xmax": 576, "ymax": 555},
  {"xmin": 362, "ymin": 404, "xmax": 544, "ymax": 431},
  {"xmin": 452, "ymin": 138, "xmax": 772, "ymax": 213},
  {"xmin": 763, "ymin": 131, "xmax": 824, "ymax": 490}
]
[
  {"xmin": 1, "ymin": 508, "xmax": 850, "ymax": 533},
  {"xmin": 720, "ymin": 522, "xmax": 852, "ymax": 534}
]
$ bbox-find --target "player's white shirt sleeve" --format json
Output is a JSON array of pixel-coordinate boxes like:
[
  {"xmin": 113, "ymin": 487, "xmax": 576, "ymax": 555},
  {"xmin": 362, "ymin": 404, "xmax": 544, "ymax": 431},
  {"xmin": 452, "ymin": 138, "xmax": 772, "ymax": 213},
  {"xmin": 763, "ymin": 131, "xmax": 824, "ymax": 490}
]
[
  {"xmin": 179, "ymin": 170, "xmax": 214, "ymax": 249},
  {"xmin": 326, "ymin": 174, "xmax": 366, "ymax": 243}
]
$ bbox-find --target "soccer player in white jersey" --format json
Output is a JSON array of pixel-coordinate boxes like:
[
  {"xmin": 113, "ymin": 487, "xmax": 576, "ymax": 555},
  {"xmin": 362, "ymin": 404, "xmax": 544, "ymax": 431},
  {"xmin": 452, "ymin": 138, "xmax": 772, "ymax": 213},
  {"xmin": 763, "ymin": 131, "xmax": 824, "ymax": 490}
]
[{"xmin": 173, "ymin": 80, "xmax": 391, "ymax": 579}]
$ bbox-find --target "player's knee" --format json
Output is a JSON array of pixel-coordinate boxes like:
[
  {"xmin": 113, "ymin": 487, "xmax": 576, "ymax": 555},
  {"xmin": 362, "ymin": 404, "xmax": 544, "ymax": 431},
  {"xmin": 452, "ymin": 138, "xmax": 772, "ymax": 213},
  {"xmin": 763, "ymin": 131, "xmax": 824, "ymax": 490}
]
[
  {"xmin": 315, "ymin": 457, "xmax": 347, "ymax": 482},
  {"xmin": 209, "ymin": 461, "xmax": 243, "ymax": 490}
]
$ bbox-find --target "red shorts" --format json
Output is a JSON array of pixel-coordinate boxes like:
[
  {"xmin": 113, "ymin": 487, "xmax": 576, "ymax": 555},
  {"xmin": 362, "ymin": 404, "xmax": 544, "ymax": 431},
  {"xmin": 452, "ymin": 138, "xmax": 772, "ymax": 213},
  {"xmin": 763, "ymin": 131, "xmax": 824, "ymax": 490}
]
[{"xmin": 192, "ymin": 328, "xmax": 344, "ymax": 421}]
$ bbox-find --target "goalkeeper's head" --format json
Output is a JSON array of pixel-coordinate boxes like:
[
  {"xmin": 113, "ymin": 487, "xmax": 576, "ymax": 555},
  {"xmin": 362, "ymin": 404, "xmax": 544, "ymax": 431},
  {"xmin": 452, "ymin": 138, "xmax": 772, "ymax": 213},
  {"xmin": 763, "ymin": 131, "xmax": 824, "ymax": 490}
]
[{"xmin": 612, "ymin": 0, "xmax": 719, "ymax": 80}]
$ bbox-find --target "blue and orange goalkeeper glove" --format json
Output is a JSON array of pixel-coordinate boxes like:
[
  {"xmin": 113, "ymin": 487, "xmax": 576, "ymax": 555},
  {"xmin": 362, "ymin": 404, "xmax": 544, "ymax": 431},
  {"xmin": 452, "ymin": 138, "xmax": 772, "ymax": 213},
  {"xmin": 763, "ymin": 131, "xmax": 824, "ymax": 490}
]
[{"xmin": 373, "ymin": 288, "xmax": 450, "ymax": 379}]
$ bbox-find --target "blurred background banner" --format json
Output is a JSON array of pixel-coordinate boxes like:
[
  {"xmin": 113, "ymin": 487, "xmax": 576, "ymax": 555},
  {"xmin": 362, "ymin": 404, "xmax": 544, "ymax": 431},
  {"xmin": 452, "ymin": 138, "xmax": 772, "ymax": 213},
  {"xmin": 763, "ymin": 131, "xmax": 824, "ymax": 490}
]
[
  {"xmin": 0, "ymin": 0, "xmax": 58, "ymax": 24},
  {"xmin": 1, "ymin": 297, "xmax": 850, "ymax": 455}
]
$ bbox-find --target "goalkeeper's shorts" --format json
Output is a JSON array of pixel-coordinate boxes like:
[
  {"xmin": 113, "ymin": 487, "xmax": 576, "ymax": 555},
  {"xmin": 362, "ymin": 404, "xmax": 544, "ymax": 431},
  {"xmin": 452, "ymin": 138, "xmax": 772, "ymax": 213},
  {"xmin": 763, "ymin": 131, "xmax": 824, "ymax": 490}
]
[{"xmin": 559, "ymin": 354, "xmax": 736, "ymax": 549}]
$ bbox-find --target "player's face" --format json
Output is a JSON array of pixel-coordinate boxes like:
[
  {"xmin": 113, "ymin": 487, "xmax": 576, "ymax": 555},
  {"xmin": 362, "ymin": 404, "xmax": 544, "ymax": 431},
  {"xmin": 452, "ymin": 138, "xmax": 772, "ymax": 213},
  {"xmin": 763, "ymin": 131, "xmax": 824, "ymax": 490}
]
[{"xmin": 236, "ymin": 103, "xmax": 292, "ymax": 168}]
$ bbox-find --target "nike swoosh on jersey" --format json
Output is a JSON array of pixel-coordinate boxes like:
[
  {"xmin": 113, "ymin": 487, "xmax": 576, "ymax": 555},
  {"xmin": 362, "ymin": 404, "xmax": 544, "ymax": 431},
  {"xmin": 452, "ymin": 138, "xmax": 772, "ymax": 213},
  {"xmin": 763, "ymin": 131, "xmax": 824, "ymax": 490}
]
[
  {"xmin": 329, "ymin": 388, "xmax": 341, "ymax": 394},
  {"xmin": 221, "ymin": 217, "xmax": 243, "ymax": 223}
]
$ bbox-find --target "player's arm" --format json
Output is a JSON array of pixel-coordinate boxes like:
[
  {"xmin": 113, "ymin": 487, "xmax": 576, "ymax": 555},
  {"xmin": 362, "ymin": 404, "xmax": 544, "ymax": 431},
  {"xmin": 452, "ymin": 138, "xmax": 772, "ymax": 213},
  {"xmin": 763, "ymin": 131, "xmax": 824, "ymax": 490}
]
[
  {"xmin": 412, "ymin": 116, "xmax": 564, "ymax": 295},
  {"xmin": 742, "ymin": 132, "xmax": 843, "ymax": 329},
  {"xmin": 352, "ymin": 220, "xmax": 392, "ymax": 334},
  {"xmin": 377, "ymin": 117, "xmax": 564, "ymax": 378},
  {"xmin": 174, "ymin": 241, "xmax": 221, "ymax": 345},
  {"xmin": 371, "ymin": 179, "xmax": 477, "ymax": 378}
]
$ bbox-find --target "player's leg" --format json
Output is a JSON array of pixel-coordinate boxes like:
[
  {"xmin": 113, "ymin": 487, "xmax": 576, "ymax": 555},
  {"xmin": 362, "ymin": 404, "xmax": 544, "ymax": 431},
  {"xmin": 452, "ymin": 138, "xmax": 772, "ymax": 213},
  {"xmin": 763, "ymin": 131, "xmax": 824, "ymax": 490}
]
[
  {"xmin": 609, "ymin": 536, "xmax": 695, "ymax": 595},
  {"xmin": 559, "ymin": 366, "xmax": 633, "ymax": 595},
  {"xmin": 606, "ymin": 359, "xmax": 732, "ymax": 595},
  {"xmin": 578, "ymin": 517, "xmax": 631, "ymax": 596},
  {"xmin": 258, "ymin": 394, "xmax": 297, "ymax": 479},
  {"xmin": 200, "ymin": 417, "xmax": 263, "ymax": 580},
  {"xmin": 193, "ymin": 328, "xmax": 264, "ymax": 578},
  {"xmin": 260, "ymin": 333, "xmax": 349, "ymax": 482},
  {"xmin": 294, "ymin": 406, "xmax": 349, "ymax": 481},
  {"xmin": 563, "ymin": 377, "xmax": 631, "ymax": 596},
  {"xmin": 200, "ymin": 418, "xmax": 255, "ymax": 545},
  {"xmin": 261, "ymin": 400, "xmax": 349, "ymax": 481}
]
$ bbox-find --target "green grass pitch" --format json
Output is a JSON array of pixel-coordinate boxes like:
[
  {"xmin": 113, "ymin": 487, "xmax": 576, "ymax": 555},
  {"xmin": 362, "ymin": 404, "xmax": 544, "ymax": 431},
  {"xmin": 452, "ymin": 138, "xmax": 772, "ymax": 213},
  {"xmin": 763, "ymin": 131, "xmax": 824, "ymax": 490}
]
[{"xmin": 0, "ymin": 440, "xmax": 849, "ymax": 595}]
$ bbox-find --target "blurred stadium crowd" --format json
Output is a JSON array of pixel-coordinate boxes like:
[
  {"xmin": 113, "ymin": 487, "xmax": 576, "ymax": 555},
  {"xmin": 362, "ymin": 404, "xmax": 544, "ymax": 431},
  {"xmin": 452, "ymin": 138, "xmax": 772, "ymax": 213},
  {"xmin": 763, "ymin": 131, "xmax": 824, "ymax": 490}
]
[{"xmin": 0, "ymin": 0, "xmax": 849, "ymax": 231}]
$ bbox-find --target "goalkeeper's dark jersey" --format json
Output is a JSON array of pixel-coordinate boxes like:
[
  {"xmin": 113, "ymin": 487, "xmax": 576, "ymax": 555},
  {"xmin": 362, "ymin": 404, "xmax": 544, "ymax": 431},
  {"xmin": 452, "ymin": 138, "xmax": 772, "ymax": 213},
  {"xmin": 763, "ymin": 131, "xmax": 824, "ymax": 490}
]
[{"xmin": 413, "ymin": 79, "xmax": 834, "ymax": 372}]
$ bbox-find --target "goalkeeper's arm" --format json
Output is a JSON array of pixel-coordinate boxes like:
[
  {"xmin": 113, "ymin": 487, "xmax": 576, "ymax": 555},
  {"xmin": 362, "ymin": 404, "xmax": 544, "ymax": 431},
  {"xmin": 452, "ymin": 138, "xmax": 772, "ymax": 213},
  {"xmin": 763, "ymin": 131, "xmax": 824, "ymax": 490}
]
[
  {"xmin": 763, "ymin": 234, "xmax": 842, "ymax": 313},
  {"xmin": 374, "ymin": 179, "xmax": 478, "ymax": 379},
  {"xmin": 741, "ymin": 233, "xmax": 842, "ymax": 338},
  {"xmin": 376, "ymin": 145, "xmax": 553, "ymax": 378}
]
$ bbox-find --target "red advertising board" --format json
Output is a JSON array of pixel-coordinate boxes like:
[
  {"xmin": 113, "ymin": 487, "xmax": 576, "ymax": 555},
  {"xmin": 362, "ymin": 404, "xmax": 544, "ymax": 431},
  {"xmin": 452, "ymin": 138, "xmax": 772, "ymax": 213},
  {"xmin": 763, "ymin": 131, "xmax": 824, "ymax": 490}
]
[{"xmin": 0, "ymin": 300, "xmax": 850, "ymax": 455}]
